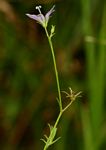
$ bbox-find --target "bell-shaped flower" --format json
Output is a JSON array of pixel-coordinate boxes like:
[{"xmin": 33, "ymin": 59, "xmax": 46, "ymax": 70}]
[{"xmin": 26, "ymin": 5, "xmax": 55, "ymax": 28}]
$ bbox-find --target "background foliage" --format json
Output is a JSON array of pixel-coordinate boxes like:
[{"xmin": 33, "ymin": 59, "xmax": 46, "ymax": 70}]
[{"xmin": 0, "ymin": 0, "xmax": 106, "ymax": 150}]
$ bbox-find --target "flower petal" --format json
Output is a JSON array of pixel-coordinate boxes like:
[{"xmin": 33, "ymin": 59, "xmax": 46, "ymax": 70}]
[
  {"xmin": 26, "ymin": 14, "xmax": 40, "ymax": 21},
  {"xmin": 26, "ymin": 13, "xmax": 46, "ymax": 26},
  {"xmin": 45, "ymin": 5, "xmax": 55, "ymax": 23}
]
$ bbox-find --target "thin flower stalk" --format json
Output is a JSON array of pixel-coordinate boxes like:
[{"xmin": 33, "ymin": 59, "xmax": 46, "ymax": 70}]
[{"xmin": 44, "ymin": 27, "xmax": 62, "ymax": 112}]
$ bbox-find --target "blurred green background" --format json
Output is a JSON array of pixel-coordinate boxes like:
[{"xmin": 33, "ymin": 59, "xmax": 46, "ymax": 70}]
[{"xmin": 0, "ymin": 0, "xmax": 106, "ymax": 150}]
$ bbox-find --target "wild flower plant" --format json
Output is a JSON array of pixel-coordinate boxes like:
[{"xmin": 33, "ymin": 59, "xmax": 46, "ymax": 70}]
[{"xmin": 26, "ymin": 5, "xmax": 81, "ymax": 150}]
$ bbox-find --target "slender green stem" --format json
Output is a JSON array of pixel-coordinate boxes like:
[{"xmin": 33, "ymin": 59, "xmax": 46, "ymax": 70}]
[
  {"xmin": 62, "ymin": 100, "xmax": 73, "ymax": 113},
  {"xmin": 44, "ymin": 144, "xmax": 48, "ymax": 150},
  {"xmin": 44, "ymin": 27, "xmax": 62, "ymax": 111},
  {"xmin": 43, "ymin": 27, "xmax": 63, "ymax": 150},
  {"xmin": 54, "ymin": 111, "xmax": 63, "ymax": 128},
  {"xmin": 43, "ymin": 27, "xmax": 78, "ymax": 150}
]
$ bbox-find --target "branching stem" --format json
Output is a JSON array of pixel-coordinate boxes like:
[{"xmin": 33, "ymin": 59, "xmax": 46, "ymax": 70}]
[{"xmin": 43, "ymin": 27, "xmax": 80, "ymax": 150}]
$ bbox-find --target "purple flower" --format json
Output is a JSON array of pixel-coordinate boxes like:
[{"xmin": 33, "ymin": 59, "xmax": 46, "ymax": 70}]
[{"xmin": 26, "ymin": 5, "xmax": 55, "ymax": 28}]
